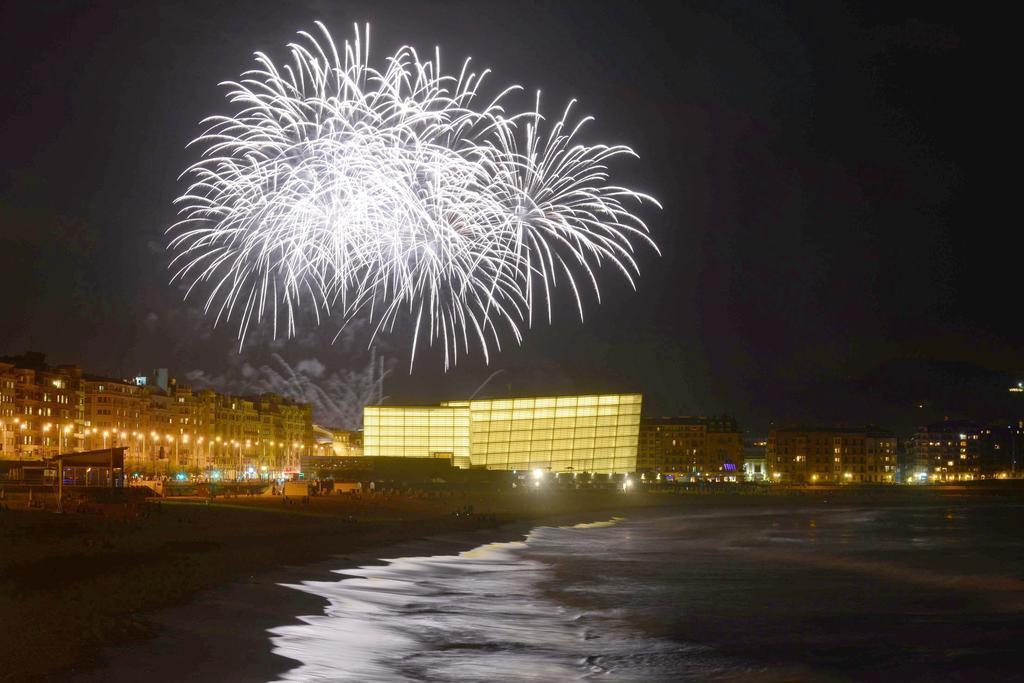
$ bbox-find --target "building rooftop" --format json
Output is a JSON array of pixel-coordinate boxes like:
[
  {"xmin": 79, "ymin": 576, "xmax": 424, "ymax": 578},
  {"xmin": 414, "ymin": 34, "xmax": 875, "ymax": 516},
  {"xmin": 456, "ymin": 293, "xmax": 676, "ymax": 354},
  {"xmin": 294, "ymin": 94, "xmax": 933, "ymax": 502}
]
[
  {"xmin": 770, "ymin": 425, "xmax": 896, "ymax": 437},
  {"xmin": 642, "ymin": 415, "xmax": 742, "ymax": 431}
]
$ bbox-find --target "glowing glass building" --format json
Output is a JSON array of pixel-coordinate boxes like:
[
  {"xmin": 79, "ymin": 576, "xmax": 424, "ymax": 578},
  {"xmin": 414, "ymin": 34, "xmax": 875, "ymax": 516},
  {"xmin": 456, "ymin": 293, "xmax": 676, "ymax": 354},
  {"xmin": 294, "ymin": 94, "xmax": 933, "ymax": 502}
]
[{"xmin": 363, "ymin": 393, "xmax": 642, "ymax": 473}]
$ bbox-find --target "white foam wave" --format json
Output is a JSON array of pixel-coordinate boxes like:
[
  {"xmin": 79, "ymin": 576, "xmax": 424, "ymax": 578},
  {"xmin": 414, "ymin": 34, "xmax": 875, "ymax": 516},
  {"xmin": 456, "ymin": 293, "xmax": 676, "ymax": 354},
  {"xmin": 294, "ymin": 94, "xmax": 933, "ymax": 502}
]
[{"xmin": 268, "ymin": 521, "xmax": 695, "ymax": 681}]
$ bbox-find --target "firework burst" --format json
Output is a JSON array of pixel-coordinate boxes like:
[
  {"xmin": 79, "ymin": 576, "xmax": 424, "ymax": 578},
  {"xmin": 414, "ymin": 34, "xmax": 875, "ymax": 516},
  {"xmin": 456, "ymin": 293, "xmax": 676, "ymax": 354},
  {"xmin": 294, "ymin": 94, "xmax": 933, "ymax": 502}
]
[{"xmin": 168, "ymin": 22, "xmax": 658, "ymax": 369}]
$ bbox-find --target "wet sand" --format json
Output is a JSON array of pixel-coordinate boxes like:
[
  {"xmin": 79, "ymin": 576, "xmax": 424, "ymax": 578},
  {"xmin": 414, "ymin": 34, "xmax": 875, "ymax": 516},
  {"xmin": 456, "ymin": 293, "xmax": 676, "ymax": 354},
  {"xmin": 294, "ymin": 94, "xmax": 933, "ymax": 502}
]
[{"xmin": 72, "ymin": 521, "xmax": 546, "ymax": 683}]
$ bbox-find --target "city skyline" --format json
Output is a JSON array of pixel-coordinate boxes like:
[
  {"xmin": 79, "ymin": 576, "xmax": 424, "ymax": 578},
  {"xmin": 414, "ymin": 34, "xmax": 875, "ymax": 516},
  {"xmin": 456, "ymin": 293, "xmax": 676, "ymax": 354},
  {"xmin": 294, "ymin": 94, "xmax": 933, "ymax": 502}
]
[{"xmin": 0, "ymin": 352, "xmax": 314, "ymax": 476}]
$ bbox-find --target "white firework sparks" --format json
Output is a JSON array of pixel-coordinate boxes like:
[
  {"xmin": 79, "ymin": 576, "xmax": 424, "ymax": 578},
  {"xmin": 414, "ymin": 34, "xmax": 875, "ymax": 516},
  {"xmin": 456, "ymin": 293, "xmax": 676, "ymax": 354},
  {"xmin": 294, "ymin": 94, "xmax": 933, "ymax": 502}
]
[{"xmin": 168, "ymin": 22, "xmax": 659, "ymax": 370}]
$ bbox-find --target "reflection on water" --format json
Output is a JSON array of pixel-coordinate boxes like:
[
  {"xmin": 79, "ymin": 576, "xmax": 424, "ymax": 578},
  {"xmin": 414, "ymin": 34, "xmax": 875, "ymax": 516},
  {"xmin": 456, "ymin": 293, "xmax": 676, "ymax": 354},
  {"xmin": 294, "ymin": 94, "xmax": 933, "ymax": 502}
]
[{"xmin": 270, "ymin": 502, "xmax": 1024, "ymax": 682}]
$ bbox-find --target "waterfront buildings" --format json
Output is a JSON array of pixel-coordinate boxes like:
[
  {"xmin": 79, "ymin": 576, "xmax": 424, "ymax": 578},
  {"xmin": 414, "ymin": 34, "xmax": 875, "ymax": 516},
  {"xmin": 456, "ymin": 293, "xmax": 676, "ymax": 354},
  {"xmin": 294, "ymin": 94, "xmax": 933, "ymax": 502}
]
[
  {"xmin": 0, "ymin": 353, "xmax": 314, "ymax": 475},
  {"xmin": 0, "ymin": 354, "xmax": 85, "ymax": 458},
  {"xmin": 637, "ymin": 416, "xmax": 744, "ymax": 480},
  {"xmin": 83, "ymin": 374, "xmax": 146, "ymax": 448},
  {"xmin": 313, "ymin": 426, "xmax": 364, "ymax": 457},
  {"xmin": 767, "ymin": 427, "xmax": 897, "ymax": 483},
  {"xmin": 979, "ymin": 422, "xmax": 1022, "ymax": 477},
  {"xmin": 363, "ymin": 393, "xmax": 642, "ymax": 473},
  {"xmin": 743, "ymin": 437, "xmax": 768, "ymax": 482},
  {"xmin": 8, "ymin": 352, "xmax": 1024, "ymax": 485},
  {"xmin": 907, "ymin": 420, "xmax": 982, "ymax": 482}
]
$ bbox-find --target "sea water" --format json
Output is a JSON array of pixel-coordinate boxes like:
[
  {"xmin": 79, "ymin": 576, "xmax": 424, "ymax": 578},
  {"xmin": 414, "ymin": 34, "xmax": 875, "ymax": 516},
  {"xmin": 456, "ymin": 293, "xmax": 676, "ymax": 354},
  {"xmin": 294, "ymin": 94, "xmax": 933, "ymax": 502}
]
[{"xmin": 269, "ymin": 502, "xmax": 1024, "ymax": 681}]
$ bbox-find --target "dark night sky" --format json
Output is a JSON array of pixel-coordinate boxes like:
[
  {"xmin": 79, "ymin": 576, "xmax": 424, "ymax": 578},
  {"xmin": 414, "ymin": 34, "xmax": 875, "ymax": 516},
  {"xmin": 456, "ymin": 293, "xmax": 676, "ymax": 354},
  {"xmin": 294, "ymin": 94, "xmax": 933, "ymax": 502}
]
[{"xmin": 0, "ymin": 1, "xmax": 998, "ymax": 433}]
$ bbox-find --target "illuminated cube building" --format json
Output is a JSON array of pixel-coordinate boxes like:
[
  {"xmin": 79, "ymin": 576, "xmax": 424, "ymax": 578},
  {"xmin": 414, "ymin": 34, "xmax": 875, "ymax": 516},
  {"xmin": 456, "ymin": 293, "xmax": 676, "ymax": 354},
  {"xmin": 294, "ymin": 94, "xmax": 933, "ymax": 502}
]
[{"xmin": 363, "ymin": 393, "xmax": 642, "ymax": 473}]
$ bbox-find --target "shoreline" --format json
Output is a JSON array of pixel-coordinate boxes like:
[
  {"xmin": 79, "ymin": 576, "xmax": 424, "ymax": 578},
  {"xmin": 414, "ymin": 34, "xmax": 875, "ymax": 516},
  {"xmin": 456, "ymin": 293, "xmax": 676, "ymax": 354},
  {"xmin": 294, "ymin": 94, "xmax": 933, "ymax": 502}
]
[
  {"xmin": 4, "ymin": 489, "xmax": 695, "ymax": 681},
  {"xmin": 4, "ymin": 486, "xmax": 1011, "ymax": 681},
  {"xmin": 71, "ymin": 510, "xmax": 619, "ymax": 683}
]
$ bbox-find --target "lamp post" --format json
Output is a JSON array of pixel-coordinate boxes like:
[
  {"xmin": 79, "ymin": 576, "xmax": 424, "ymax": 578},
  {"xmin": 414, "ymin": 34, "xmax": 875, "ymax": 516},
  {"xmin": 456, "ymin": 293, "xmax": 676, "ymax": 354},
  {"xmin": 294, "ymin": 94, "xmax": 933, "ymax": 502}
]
[
  {"xmin": 149, "ymin": 431, "xmax": 159, "ymax": 472},
  {"xmin": 10, "ymin": 418, "xmax": 19, "ymax": 459},
  {"xmin": 165, "ymin": 434, "xmax": 177, "ymax": 467},
  {"xmin": 129, "ymin": 432, "xmax": 138, "ymax": 474}
]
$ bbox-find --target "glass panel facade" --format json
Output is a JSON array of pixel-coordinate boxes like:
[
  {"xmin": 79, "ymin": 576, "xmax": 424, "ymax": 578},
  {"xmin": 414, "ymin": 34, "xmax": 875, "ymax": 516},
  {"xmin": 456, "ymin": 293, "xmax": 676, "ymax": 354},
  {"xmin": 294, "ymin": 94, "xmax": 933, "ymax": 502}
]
[
  {"xmin": 363, "ymin": 405, "xmax": 469, "ymax": 459},
  {"xmin": 362, "ymin": 394, "xmax": 641, "ymax": 474}
]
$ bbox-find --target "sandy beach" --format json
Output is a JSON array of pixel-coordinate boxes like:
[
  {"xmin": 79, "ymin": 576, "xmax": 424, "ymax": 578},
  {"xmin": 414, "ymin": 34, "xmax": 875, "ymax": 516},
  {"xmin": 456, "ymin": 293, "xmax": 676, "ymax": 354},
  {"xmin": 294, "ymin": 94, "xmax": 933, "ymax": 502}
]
[{"xmin": 71, "ymin": 520, "xmax": 551, "ymax": 683}]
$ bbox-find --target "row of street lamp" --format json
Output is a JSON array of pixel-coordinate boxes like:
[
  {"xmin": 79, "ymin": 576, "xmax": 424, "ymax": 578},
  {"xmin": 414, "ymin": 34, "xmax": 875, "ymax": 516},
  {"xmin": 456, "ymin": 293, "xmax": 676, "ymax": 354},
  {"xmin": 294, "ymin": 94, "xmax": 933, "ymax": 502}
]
[
  {"xmin": 107, "ymin": 431, "xmax": 310, "ymax": 470},
  {"xmin": 2, "ymin": 418, "xmax": 309, "ymax": 470},
  {"xmin": 0, "ymin": 417, "xmax": 75, "ymax": 454}
]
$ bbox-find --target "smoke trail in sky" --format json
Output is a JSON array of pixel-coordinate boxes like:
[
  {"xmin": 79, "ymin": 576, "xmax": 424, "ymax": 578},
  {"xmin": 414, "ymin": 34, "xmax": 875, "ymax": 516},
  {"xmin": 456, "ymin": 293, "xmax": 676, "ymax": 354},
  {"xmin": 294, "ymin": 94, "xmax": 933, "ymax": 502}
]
[{"xmin": 185, "ymin": 350, "xmax": 387, "ymax": 429}]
